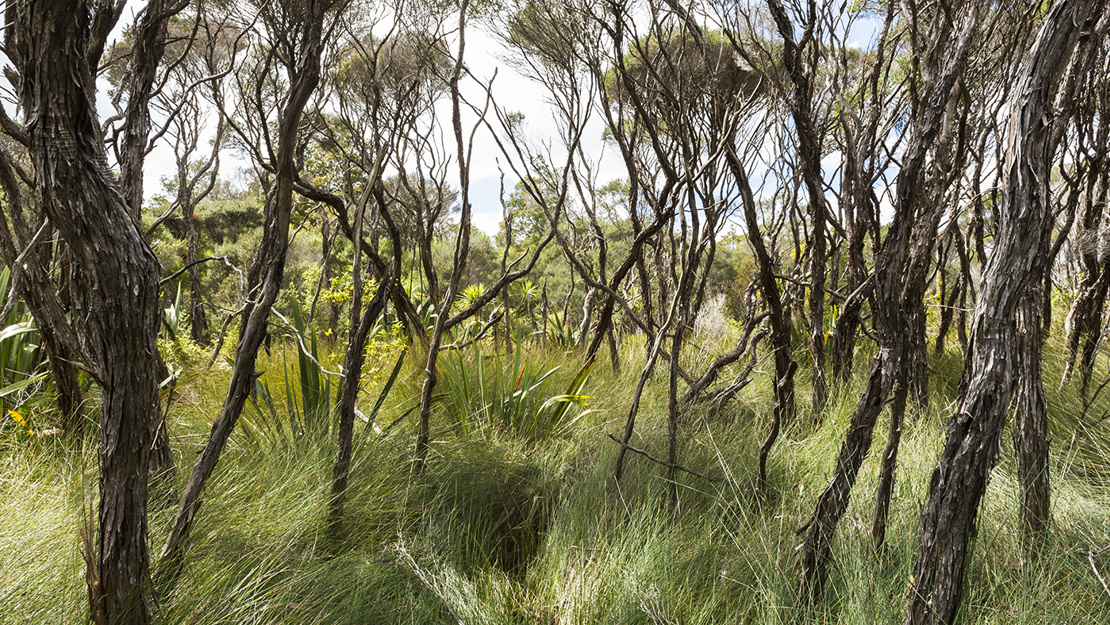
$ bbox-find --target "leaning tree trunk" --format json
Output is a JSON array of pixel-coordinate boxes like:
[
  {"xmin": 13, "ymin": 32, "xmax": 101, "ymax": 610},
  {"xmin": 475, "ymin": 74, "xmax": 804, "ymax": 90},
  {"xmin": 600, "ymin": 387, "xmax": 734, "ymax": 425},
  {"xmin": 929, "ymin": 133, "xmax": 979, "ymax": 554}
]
[
  {"xmin": 119, "ymin": 0, "xmax": 182, "ymax": 222},
  {"xmin": 906, "ymin": 4, "xmax": 1107, "ymax": 622},
  {"xmin": 871, "ymin": 182, "xmax": 950, "ymax": 548},
  {"xmin": 767, "ymin": 0, "xmax": 828, "ymax": 416},
  {"xmin": 161, "ymin": 0, "xmax": 332, "ymax": 570},
  {"xmin": 725, "ymin": 147, "xmax": 796, "ymax": 490},
  {"xmin": 329, "ymin": 187, "xmax": 400, "ymax": 538},
  {"xmin": 797, "ymin": 0, "xmax": 985, "ymax": 596},
  {"xmin": 329, "ymin": 275, "xmax": 390, "ymax": 537},
  {"xmin": 1061, "ymin": 113, "xmax": 1110, "ymax": 390},
  {"xmin": 11, "ymin": 2, "xmax": 164, "ymax": 623},
  {"xmin": 0, "ymin": 151, "xmax": 85, "ymax": 433}
]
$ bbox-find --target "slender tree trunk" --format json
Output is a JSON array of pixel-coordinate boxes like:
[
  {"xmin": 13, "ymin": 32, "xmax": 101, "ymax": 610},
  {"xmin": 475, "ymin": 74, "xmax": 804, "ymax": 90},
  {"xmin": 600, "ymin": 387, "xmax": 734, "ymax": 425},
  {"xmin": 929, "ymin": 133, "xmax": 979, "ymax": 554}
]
[
  {"xmin": 578, "ymin": 287, "xmax": 596, "ymax": 349},
  {"xmin": 40, "ymin": 327, "xmax": 84, "ymax": 431},
  {"xmin": 666, "ymin": 317, "xmax": 683, "ymax": 507},
  {"xmin": 0, "ymin": 153, "xmax": 86, "ymax": 432},
  {"xmin": 725, "ymin": 146, "xmax": 797, "ymax": 468},
  {"xmin": 870, "ymin": 355, "xmax": 910, "ymax": 549},
  {"xmin": 541, "ymin": 281, "xmax": 549, "ymax": 343},
  {"xmin": 119, "ymin": 0, "xmax": 178, "ymax": 223},
  {"xmin": 767, "ymin": 0, "xmax": 828, "ymax": 415},
  {"xmin": 161, "ymin": 0, "xmax": 332, "ymax": 569},
  {"xmin": 319, "ymin": 210, "xmax": 340, "ymax": 339},
  {"xmin": 1014, "ymin": 284, "xmax": 1050, "ymax": 550},
  {"xmin": 329, "ymin": 277, "xmax": 390, "ymax": 537},
  {"xmin": 799, "ymin": 342, "xmax": 900, "ymax": 596},
  {"xmin": 1062, "ymin": 126, "xmax": 1109, "ymax": 388},
  {"xmin": 416, "ymin": 311, "xmax": 446, "ymax": 464},
  {"xmin": 614, "ymin": 305, "xmax": 673, "ymax": 481},
  {"xmin": 182, "ymin": 184, "xmax": 208, "ymax": 344},
  {"xmin": 329, "ymin": 177, "xmax": 390, "ymax": 537}
]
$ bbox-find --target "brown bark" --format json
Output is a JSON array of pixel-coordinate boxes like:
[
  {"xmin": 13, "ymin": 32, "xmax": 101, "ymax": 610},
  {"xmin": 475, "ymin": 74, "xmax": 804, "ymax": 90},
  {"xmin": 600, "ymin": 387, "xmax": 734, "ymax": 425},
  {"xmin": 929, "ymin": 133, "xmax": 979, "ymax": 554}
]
[
  {"xmin": 328, "ymin": 275, "xmax": 390, "ymax": 536},
  {"xmin": 614, "ymin": 303, "xmax": 674, "ymax": 482},
  {"xmin": 328, "ymin": 181, "xmax": 401, "ymax": 538},
  {"xmin": 0, "ymin": 149, "xmax": 85, "ymax": 432},
  {"xmin": 767, "ymin": 0, "xmax": 829, "ymax": 416},
  {"xmin": 1063, "ymin": 144, "xmax": 1110, "ymax": 391},
  {"xmin": 666, "ymin": 316, "xmax": 684, "ymax": 507},
  {"xmin": 161, "ymin": 0, "xmax": 337, "ymax": 569},
  {"xmin": 183, "ymin": 189, "xmax": 208, "ymax": 344},
  {"xmin": 119, "ymin": 0, "xmax": 184, "ymax": 222},
  {"xmin": 906, "ymin": 4, "xmax": 1108, "ymax": 621},
  {"xmin": 724, "ymin": 147, "xmax": 796, "ymax": 490},
  {"xmin": 799, "ymin": 0, "xmax": 985, "ymax": 596},
  {"xmin": 1014, "ymin": 285, "xmax": 1050, "ymax": 550},
  {"xmin": 417, "ymin": 0, "xmax": 475, "ymax": 465},
  {"xmin": 10, "ymin": 2, "xmax": 164, "ymax": 622}
]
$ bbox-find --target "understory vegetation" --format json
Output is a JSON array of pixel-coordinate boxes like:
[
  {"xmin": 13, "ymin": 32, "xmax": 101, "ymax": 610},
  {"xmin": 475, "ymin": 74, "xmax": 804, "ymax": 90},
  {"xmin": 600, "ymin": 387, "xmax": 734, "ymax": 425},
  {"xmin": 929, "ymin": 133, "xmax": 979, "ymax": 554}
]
[
  {"xmin": 4, "ymin": 317, "xmax": 1109, "ymax": 623},
  {"xmin": 2, "ymin": 0, "xmax": 1109, "ymax": 622}
]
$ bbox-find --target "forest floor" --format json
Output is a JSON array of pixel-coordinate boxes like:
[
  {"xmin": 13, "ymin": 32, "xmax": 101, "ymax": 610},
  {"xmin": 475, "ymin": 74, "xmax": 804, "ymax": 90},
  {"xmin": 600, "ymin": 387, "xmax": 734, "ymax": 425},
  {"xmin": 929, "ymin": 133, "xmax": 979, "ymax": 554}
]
[{"xmin": 3, "ymin": 327, "xmax": 1110, "ymax": 623}]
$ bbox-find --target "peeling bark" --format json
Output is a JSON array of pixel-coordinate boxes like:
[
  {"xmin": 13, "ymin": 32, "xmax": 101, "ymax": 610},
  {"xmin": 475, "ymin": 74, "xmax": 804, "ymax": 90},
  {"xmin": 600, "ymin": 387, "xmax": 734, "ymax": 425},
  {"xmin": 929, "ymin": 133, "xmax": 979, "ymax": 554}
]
[
  {"xmin": 906, "ymin": 4, "xmax": 1108, "ymax": 621},
  {"xmin": 9, "ymin": 2, "xmax": 164, "ymax": 622}
]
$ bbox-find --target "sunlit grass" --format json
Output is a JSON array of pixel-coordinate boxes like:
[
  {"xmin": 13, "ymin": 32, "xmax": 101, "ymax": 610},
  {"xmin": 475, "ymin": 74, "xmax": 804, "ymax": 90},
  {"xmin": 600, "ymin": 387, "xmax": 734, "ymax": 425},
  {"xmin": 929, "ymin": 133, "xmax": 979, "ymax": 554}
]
[{"xmin": 2, "ymin": 324, "xmax": 1109, "ymax": 623}]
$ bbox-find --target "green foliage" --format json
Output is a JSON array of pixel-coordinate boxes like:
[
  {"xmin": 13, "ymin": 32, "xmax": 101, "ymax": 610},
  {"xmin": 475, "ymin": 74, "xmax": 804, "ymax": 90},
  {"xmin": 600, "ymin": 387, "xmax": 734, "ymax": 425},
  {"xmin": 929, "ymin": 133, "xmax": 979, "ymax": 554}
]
[
  {"xmin": 0, "ymin": 267, "xmax": 49, "ymax": 438},
  {"xmin": 241, "ymin": 302, "xmax": 336, "ymax": 449},
  {"xmin": 436, "ymin": 342, "xmax": 593, "ymax": 440},
  {"xmin": 5, "ymin": 310, "xmax": 1110, "ymax": 624},
  {"xmin": 545, "ymin": 309, "xmax": 577, "ymax": 347}
]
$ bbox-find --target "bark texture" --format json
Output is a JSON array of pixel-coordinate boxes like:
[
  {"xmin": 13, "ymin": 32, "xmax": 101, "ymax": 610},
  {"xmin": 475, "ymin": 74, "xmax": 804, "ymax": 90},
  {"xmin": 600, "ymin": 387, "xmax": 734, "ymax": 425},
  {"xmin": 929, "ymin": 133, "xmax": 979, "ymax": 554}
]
[
  {"xmin": 161, "ymin": 0, "xmax": 335, "ymax": 567},
  {"xmin": 798, "ymin": 0, "xmax": 984, "ymax": 596},
  {"xmin": 724, "ymin": 148, "xmax": 796, "ymax": 490},
  {"xmin": 1014, "ymin": 285, "xmax": 1049, "ymax": 548},
  {"xmin": 906, "ymin": 3, "xmax": 1108, "ymax": 622},
  {"xmin": 0, "ymin": 149, "xmax": 85, "ymax": 432},
  {"xmin": 328, "ymin": 186, "xmax": 400, "ymax": 537},
  {"xmin": 10, "ymin": 2, "xmax": 164, "ymax": 622},
  {"xmin": 767, "ymin": 0, "xmax": 828, "ymax": 416},
  {"xmin": 119, "ymin": 0, "xmax": 183, "ymax": 221}
]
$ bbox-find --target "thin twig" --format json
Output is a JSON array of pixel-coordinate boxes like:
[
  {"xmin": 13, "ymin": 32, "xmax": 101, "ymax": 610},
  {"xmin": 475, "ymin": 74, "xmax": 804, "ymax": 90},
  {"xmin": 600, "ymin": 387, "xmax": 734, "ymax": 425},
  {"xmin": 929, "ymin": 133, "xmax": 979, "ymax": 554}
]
[
  {"xmin": 441, "ymin": 310, "xmax": 504, "ymax": 351},
  {"xmin": 270, "ymin": 309, "xmax": 343, "ymax": 376},
  {"xmin": 159, "ymin": 255, "xmax": 232, "ymax": 288},
  {"xmin": 606, "ymin": 433, "xmax": 722, "ymax": 483},
  {"xmin": 1091, "ymin": 548, "xmax": 1110, "ymax": 599},
  {"xmin": 0, "ymin": 219, "xmax": 50, "ymax": 322}
]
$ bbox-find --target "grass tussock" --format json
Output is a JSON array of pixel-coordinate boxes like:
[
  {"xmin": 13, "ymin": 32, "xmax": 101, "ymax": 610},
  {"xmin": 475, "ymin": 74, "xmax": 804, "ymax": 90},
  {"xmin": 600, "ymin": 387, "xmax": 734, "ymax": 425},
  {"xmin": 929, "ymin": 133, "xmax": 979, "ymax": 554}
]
[{"xmin": 2, "ymin": 327, "xmax": 1110, "ymax": 624}]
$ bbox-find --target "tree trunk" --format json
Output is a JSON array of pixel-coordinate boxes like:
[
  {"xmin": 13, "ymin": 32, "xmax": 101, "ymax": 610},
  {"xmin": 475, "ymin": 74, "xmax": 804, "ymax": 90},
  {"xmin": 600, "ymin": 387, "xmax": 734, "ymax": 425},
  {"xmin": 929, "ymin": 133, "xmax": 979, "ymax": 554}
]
[
  {"xmin": 329, "ymin": 185, "xmax": 399, "ymax": 538},
  {"xmin": 119, "ymin": 0, "xmax": 177, "ymax": 222},
  {"xmin": 11, "ymin": 3, "xmax": 164, "ymax": 622},
  {"xmin": 40, "ymin": 326, "xmax": 84, "ymax": 431},
  {"xmin": 161, "ymin": 0, "xmax": 332, "ymax": 569},
  {"xmin": 1062, "ymin": 120, "xmax": 1109, "ymax": 389},
  {"xmin": 799, "ymin": 0, "xmax": 985, "ymax": 594},
  {"xmin": 182, "ymin": 179, "xmax": 208, "ymax": 345},
  {"xmin": 906, "ymin": 4, "xmax": 1106, "ymax": 621},
  {"xmin": 725, "ymin": 144, "xmax": 797, "ymax": 464},
  {"xmin": 329, "ymin": 276, "xmax": 390, "ymax": 537},
  {"xmin": 1014, "ymin": 285, "xmax": 1050, "ymax": 550},
  {"xmin": 767, "ymin": 0, "xmax": 828, "ymax": 416},
  {"xmin": 0, "ymin": 152, "xmax": 86, "ymax": 432},
  {"xmin": 666, "ymin": 317, "xmax": 684, "ymax": 507}
]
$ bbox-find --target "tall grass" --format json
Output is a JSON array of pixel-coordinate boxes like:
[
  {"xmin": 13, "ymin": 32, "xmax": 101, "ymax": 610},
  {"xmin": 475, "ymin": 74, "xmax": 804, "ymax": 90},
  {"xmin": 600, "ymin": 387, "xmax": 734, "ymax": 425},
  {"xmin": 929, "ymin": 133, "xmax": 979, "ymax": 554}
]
[{"xmin": 2, "ymin": 323, "xmax": 1110, "ymax": 623}]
